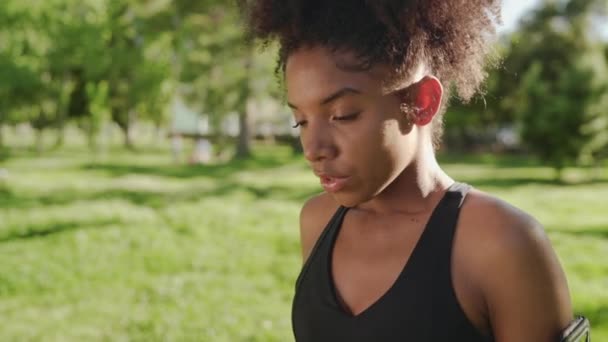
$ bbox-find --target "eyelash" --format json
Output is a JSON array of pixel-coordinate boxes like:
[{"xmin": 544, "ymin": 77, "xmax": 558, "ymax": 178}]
[{"xmin": 292, "ymin": 112, "xmax": 360, "ymax": 129}]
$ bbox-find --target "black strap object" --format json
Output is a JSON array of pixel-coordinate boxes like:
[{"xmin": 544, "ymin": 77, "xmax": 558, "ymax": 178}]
[{"xmin": 560, "ymin": 316, "xmax": 590, "ymax": 342}]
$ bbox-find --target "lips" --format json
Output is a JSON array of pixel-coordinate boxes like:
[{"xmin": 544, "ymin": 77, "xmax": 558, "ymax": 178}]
[{"xmin": 316, "ymin": 173, "xmax": 350, "ymax": 193}]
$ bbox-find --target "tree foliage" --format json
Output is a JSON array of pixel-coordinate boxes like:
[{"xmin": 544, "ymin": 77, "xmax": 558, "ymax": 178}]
[
  {"xmin": 0, "ymin": 0, "xmax": 275, "ymax": 155},
  {"xmin": 504, "ymin": 0, "xmax": 608, "ymax": 174},
  {"xmin": 0, "ymin": 0, "xmax": 605, "ymax": 167}
]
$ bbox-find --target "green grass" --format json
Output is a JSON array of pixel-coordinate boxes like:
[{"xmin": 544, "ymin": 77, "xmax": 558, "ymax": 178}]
[{"xmin": 0, "ymin": 144, "xmax": 606, "ymax": 341}]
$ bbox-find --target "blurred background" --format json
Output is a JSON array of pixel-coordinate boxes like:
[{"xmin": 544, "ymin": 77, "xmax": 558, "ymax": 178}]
[{"xmin": 0, "ymin": 0, "xmax": 606, "ymax": 341}]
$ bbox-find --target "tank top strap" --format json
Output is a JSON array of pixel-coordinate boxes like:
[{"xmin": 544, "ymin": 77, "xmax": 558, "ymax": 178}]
[
  {"xmin": 429, "ymin": 182, "xmax": 472, "ymax": 268},
  {"xmin": 401, "ymin": 182, "xmax": 471, "ymax": 290},
  {"xmin": 295, "ymin": 205, "xmax": 349, "ymax": 291},
  {"xmin": 425, "ymin": 182, "xmax": 477, "ymax": 336}
]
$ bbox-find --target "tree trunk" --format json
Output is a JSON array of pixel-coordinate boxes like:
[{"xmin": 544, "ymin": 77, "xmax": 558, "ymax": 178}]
[
  {"xmin": 235, "ymin": 105, "xmax": 251, "ymax": 159},
  {"xmin": 119, "ymin": 123, "xmax": 134, "ymax": 150},
  {"xmin": 35, "ymin": 129, "xmax": 44, "ymax": 154},
  {"xmin": 235, "ymin": 51, "xmax": 253, "ymax": 159},
  {"xmin": 116, "ymin": 110, "xmax": 137, "ymax": 151},
  {"xmin": 0, "ymin": 110, "xmax": 3, "ymax": 148},
  {"xmin": 554, "ymin": 166, "xmax": 564, "ymax": 183},
  {"xmin": 53, "ymin": 111, "xmax": 66, "ymax": 149},
  {"xmin": 54, "ymin": 124, "xmax": 65, "ymax": 149},
  {"xmin": 591, "ymin": 159, "xmax": 603, "ymax": 182},
  {"xmin": 123, "ymin": 110, "xmax": 137, "ymax": 150},
  {"xmin": 87, "ymin": 124, "xmax": 97, "ymax": 151}
]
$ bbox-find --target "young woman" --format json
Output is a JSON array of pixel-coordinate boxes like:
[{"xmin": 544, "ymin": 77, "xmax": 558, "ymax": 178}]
[{"xmin": 244, "ymin": 1, "xmax": 573, "ymax": 341}]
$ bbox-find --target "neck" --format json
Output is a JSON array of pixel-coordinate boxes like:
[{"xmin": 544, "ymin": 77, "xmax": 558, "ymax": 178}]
[{"xmin": 357, "ymin": 134, "xmax": 453, "ymax": 216}]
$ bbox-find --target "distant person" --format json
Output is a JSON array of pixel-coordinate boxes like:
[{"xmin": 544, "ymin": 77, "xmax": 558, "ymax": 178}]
[{"xmin": 244, "ymin": 1, "xmax": 576, "ymax": 341}]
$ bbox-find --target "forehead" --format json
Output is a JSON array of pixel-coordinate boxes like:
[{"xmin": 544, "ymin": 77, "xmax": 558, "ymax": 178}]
[{"xmin": 285, "ymin": 46, "xmax": 387, "ymax": 106}]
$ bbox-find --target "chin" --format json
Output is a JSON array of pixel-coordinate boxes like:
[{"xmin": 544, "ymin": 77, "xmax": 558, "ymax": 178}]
[{"xmin": 330, "ymin": 190, "xmax": 372, "ymax": 208}]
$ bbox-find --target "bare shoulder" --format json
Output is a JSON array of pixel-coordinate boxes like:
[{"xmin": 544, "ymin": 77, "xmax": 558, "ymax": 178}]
[
  {"xmin": 457, "ymin": 189, "xmax": 573, "ymax": 341},
  {"xmin": 458, "ymin": 189, "xmax": 560, "ymax": 270},
  {"xmin": 458, "ymin": 189, "xmax": 542, "ymax": 248},
  {"xmin": 299, "ymin": 192, "xmax": 340, "ymax": 263}
]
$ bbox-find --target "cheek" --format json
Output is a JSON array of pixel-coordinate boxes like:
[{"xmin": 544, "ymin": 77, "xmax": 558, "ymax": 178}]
[
  {"xmin": 333, "ymin": 125, "xmax": 405, "ymax": 206},
  {"xmin": 380, "ymin": 119, "xmax": 403, "ymax": 149},
  {"xmin": 356, "ymin": 120, "xmax": 404, "ymax": 177},
  {"xmin": 370, "ymin": 120, "xmax": 415, "ymax": 181},
  {"xmin": 373, "ymin": 119, "xmax": 407, "ymax": 166}
]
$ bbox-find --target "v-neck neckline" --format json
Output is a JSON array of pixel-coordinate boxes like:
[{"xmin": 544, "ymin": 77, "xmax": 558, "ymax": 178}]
[{"xmin": 326, "ymin": 183, "xmax": 457, "ymax": 319}]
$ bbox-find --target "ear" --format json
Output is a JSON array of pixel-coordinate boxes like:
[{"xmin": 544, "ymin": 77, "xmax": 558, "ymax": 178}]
[{"xmin": 412, "ymin": 76, "xmax": 443, "ymax": 126}]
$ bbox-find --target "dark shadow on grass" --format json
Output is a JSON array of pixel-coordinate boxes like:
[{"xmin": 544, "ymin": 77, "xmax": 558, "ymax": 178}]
[
  {"xmin": 466, "ymin": 177, "xmax": 561, "ymax": 188},
  {"xmin": 440, "ymin": 153, "xmax": 608, "ymax": 187},
  {"xmin": 81, "ymin": 154, "xmax": 302, "ymax": 179},
  {"xmin": 0, "ymin": 182, "xmax": 319, "ymax": 210},
  {"xmin": 438, "ymin": 153, "xmax": 544, "ymax": 168},
  {"xmin": 465, "ymin": 177, "xmax": 608, "ymax": 188},
  {"xmin": 552, "ymin": 226, "xmax": 608, "ymax": 240},
  {"xmin": 0, "ymin": 188, "xmax": 203, "ymax": 210},
  {"xmin": 223, "ymin": 183, "xmax": 320, "ymax": 202},
  {"xmin": 0, "ymin": 188, "xmax": 74, "ymax": 209},
  {"xmin": 0, "ymin": 218, "xmax": 122, "ymax": 242}
]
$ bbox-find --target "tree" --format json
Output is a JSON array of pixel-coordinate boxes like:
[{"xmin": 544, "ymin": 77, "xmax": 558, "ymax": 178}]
[
  {"xmin": 500, "ymin": 0, "xmax": 608, "ymax": 179},
  {"xmin": 0, "ymin": 0, "xmax": 277, "ymax": 156},
  {"xmin": 146, "ymin": 0, "xmax": 277, "ymax": 159}
]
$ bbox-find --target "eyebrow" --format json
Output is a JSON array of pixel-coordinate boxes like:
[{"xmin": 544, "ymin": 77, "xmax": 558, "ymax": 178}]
[{"xmin": 287, "ymin": 87, "xmax": 362, "ymax": 110}]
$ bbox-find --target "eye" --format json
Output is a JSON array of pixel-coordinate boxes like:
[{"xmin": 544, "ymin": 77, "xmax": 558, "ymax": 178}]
[
  {"xmin": 333, "ymin": 112, "xmax": 361, "ymax": 122},
  {"xmin": 292, "ymin": 120, "xmax": 307, "ymax": 128}
]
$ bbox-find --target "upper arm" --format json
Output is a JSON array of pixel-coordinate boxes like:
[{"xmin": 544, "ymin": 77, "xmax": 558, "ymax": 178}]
[
  {"xmin": 474, "ymin": 202, "xmax": 573, "ymax": 341},
  {"xmin": 299, "ymin": 193, "xmax": 339, "ymax": 263}
]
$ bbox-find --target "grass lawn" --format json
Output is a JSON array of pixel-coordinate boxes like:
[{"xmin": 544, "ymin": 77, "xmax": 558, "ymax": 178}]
[{"xmin": 0, "ymin": 144, "xmax": 606, "ymax": 341}]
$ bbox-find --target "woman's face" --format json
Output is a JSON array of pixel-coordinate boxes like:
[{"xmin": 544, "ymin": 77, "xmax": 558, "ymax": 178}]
[{"xmin": 285, "ymin": 46, "xmax": 419, "ymax": 207}]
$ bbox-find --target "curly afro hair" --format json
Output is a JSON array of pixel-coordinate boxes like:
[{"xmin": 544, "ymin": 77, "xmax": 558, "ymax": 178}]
[{"xmin": 242, "ymin": 0, "xmax": 501, "ymax": 146}]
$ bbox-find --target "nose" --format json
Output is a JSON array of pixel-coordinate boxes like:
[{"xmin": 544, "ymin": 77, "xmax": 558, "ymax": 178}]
[{"xmin": 301, "ymin": 123, "xmax": 337, "ymax": 163}]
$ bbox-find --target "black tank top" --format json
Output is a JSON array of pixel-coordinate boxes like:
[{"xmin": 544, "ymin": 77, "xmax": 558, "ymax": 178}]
[{"xmin": 292, "ymin": 182, "xmax": 493, "ymax": 341}]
